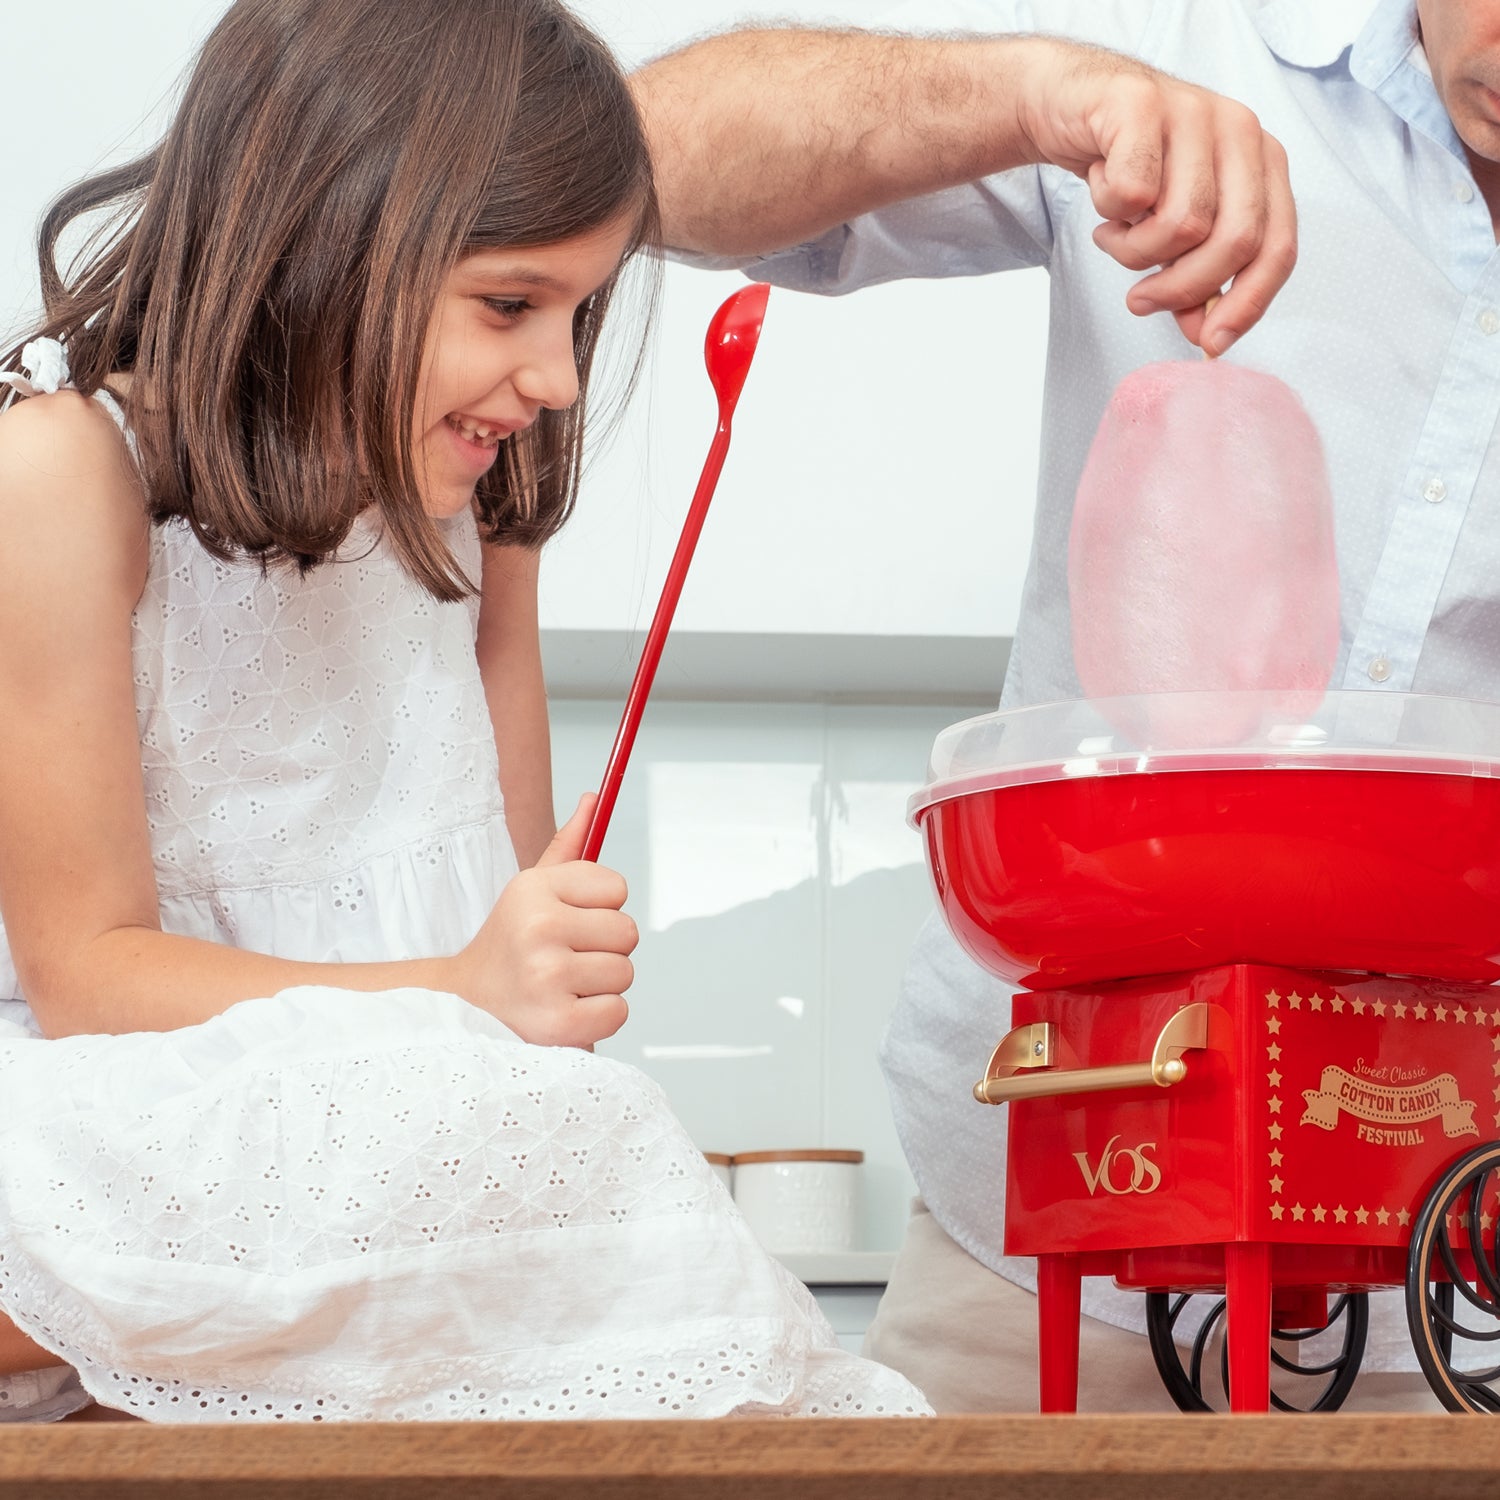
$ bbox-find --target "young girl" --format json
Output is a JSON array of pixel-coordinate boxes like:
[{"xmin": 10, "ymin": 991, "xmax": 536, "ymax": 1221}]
[{"xmin": 0, "ymin": 0, "xmax": 927, "ymax": 1423}]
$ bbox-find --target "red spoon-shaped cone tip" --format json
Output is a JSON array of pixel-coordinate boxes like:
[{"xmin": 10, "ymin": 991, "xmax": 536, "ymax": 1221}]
[{"xmin": 705, "ymin": 281, "xmax": 770, "ymax": 421}]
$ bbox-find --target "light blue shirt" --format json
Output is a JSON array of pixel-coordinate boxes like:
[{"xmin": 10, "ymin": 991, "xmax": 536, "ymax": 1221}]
[
  {"xmin": 728, "ymin": 0, "xmax": 1498, "ymax": 1365},
  {"xmin": 743, "ymin": 0, "xmax": 1500, "ymax": 713}
]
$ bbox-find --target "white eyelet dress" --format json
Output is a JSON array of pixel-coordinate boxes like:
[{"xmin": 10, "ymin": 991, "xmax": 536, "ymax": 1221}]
[{"xmin": 0, "ymin": 345, "xmax": 930, "ymax": 1423}]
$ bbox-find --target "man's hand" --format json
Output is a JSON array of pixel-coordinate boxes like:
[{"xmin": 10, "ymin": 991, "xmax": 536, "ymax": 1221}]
[{"xmin": 1012, "ymin": 39, "xmax": 1295, "ymax": 355}]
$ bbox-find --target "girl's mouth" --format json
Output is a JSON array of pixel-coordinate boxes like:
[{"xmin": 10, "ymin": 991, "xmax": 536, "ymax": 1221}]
[{"xmin": 446, "ymin": 414, "xmax": 504, "ymax": 449}]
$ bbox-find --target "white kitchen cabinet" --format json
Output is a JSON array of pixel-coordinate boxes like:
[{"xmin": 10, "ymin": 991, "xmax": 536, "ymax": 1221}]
[{"xmin": 538, "ymin": 260, "xmax": 1048, "ymax": 647}]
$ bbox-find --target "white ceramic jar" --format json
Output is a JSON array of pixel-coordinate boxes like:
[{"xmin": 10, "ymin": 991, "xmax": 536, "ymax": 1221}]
[{"xmin": 731, "ymin": 1149, "xmax": 863, "ymax": 1255}]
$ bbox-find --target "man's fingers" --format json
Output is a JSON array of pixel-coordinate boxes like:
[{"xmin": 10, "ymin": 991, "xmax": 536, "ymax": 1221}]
[
  {"xmin": 1095, "ymin": 107, "xmax": 1219, "ymax": 273},
  {"xmin": 1199, "ymin": 135, "xmax": 1297, "ymax": 354},
  {"xmin": 1086, "ymin": 126, "xmax": 1163, "ymax": 225},
  {"xmin": 1127, "ymin": 119, "xmax": 1269, "ymax": 313},
  {"xmin": 1074, "ymin": 71, "xmax": 1294, "ymax": 343}
]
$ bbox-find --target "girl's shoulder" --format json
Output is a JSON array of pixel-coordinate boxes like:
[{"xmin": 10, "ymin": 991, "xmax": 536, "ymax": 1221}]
[
  {"xmin": 0, "ymin": 390, "xmax": 149, "ymax": 604},
  {"xmin": 0, "ymin": 385, "xmax": 138, "ymax": 488}
]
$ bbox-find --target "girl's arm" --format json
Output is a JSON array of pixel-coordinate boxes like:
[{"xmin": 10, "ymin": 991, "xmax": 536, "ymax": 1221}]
[
  {"xmin": 474, "ymin": 541, "xmax": 555, "ymax": 869},
  {"xmin": 0, "ymin": 397, "xmax": 631, "ymax": 1044}
]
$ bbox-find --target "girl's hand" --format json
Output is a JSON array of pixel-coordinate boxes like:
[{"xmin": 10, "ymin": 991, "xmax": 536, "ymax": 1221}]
[{"xmin": 458, "ymin": 794, "xmax": 637, "ymax": 1047}]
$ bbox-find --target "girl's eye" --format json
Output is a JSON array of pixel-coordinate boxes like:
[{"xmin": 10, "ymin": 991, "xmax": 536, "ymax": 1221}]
[{"xmin": 482, "ymin": 296, "xmax": 533, "ymax": 324}]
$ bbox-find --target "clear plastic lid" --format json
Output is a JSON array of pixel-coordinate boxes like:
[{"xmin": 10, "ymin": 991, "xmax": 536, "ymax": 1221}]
[{"xmin": 908, "ymin": 690, "xmax": 1500, "ymax": 825}]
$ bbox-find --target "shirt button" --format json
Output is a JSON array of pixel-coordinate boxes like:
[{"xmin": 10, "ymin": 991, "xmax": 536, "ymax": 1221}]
[
  {"xmin": 1423, "ymin": 476, "xmax": 1447, "ymax": 503},
  {"xmin": 1480, "ymin": 308, "xmax": 1500, "ymax": 335},
  {"xmin": 1455, "ymin": 180, "xmax": 1476, "ymax": 204},
  {"xmin": 1367, "ymin": 656, "xmax": 1393, "ymax": 683}
]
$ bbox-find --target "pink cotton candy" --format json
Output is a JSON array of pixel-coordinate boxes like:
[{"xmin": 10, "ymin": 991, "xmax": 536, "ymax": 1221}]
[{"xmin": 1068, "ymin": 360, "xmax": 1339, "ymax": 746}]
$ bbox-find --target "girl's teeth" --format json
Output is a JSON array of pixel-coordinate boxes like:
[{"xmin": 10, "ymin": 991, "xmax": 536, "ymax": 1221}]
[{"xmin": 450, "ymin": 416, "xmax": 498, "ymax": 444}]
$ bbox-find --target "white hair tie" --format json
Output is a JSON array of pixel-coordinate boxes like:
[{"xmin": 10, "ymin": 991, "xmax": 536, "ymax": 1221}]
[{"xmin": 0, "ymin": 338, "xmax": 71, "ymax": 398}]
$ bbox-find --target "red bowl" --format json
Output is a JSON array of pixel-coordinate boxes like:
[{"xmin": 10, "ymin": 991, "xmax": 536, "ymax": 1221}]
[{"xmin": 916, "ymin": 764, "xmax": 1500, "ymax": 990}]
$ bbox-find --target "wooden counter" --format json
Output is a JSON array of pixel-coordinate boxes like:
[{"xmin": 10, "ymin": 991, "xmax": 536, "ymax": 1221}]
[{"xmin": 2, "ymin": 1414, "xmax": 1499, "ymax": 1498}]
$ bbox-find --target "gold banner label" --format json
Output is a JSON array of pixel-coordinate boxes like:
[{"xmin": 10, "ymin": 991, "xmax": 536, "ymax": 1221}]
[{"xmin": 1300, "ymin": 1066, "xmax": 1478, "ymax": 1138}]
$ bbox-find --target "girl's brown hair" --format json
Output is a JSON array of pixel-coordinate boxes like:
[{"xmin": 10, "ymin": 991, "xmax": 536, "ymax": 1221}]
[{"xmin": 3, "ymin": 0, "xmax": 658, "ymax": 600}]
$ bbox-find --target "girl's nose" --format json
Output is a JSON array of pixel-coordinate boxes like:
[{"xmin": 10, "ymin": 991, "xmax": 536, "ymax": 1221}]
[{"xmin": 514, "ymin": 324, "xmax": 581, "ymax": 412}]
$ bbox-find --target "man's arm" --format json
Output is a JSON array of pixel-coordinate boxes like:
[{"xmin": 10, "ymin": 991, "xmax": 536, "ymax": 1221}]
[{"xmin": 631, "ymin": 29, "xmax": 1295, "ymax": 355}]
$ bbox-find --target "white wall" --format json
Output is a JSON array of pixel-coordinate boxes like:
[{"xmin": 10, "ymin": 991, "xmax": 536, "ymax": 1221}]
[{"xmin": 2, "ymin": 1, "xmax": 1047, "ymax": 645}]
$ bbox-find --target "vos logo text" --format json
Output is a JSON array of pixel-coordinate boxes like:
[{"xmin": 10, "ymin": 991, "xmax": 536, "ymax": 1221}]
[{"xmin": 1073, "ymin": 1136, "xmax": 1162, "ymax": 1196}]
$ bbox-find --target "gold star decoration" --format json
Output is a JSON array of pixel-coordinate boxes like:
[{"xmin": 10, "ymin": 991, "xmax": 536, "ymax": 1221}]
[
  {"xmin": 1398, "ymin": 1207, "xmax": 1412, "ymax": 1226},
  {"xmin": 1373, "ymin": 1000, "xmax": 1387, "ymax": 1017},
  {"xmin": 1355, "ymin": 1207, "xmax": 1370, "ymax": 1225},
  {"xmin": 1352, "ymin": 998, "xmax": 1366, "ymax": 1015},
  {"xmin": 1414, "ymin": 1002, "xmax": 1429, "ymax": 1020},
  {"xmin": 1491, "ymin": 1008, "xmax": 1500, "ymax": 1026},
  {"xmin": 1483, "ymin": 1211, "xmax": 1496, "ymax": 1233},
  {"xmin": 1291, "ymin": 1203, "xmax": 1306, "ymax": 1221},
  {"xmin": 1270, "ymin": 1175, "xmax": 1285, "ymax": 1195},
  {"xmin": 1394, "ymin": 1001, "xmax": 1408, "ymax": 1019},
  {"xmin": 1266, "ymin": 991, "xmax": 1281, "ymax": 1008},
  {"xmin": 1490, "ymin": 1083, "xmax": 1500, "ymax": 1103},
  {"xmin": 1331, "ymin": 997, "xmax": 1346, "ymax": 1014},
  {"xmin": 1267, "ymin": 1042, "xmax": 1282, "ymax": 1061},
  {"xmin": 1334, "ymin": 1205, "xmax": 1349, "ymax": 1223},
  {"xmin": 1491, "ymin": 1032, "xmax": 1500, "ymax": 1052},
  {"xmin": 1269, "ymin": 1123, "xmax": 1284, "ymax": 1140},
  {"xmin": 1310, "ymin": 994, "xmax": 1325, "ymax": 1012},
  {"xmin": 1269, "ymin": 1148, "xmax": 1284, "ymax": 1167},
  {"xmin": 1313, "ymin": 1204, "xmax": 1328, "ymax": 1222},
  {"xmin": 1288, "ymin": 993, "xmax": 1303, "ymax": 1010},
  {"xmin": 1269, "ymin": 1096, "xmax": 1283, "ymax": 1114},
  {"xmin": 1376, "ymin": 1207, "xmax": 1391, "ymax": 1225},
  {"xmin": 1268, "ymin": 1070, "xmax": 1283, "ymax": 1088},
  {"xmin": 1434, "ymin": 1004, "xmax": 1449, "ymax": 1023},
  {"xmin": 1267, "ymin": 1017, "xmax": 1282, "ymax": 1035},
  {"xmin": 1270, "ymin": 1203, "xmax": 1285, "ymax": 1221}
]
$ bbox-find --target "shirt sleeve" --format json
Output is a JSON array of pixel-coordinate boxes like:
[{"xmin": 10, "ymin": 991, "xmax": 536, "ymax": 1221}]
[{"xmin": 672, "ymin": 0, "xmax": 1162, "ymax": 294}]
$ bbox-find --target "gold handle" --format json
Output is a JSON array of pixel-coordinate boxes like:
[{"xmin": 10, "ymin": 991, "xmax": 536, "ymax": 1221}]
[{"xmin": 972, "ymin": 1003, "xmax": 1209, "ymax": 1106}]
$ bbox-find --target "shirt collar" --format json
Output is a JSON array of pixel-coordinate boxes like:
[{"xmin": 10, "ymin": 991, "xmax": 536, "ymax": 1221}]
[
  {"xmin": 1253, "ymin": 0, "xmax": 1464, "ymax": 160},
  {"xmin": 1349, "ymin": 0, "xmax": 1468, "ymax": 160},
  {"xmin": 1249, "ymin": 0, "xmax": 1381, "ymax": 70}
]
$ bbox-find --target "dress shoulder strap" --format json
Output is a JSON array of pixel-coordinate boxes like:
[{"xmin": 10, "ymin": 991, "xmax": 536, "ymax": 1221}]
[{"xmin": 90, "ymin": 385, "xmax": 130, "ymax": 434}]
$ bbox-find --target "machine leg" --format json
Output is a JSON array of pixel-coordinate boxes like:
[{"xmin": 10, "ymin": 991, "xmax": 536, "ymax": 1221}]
[
  {"xmin": 1037, "ymin": 1253, "xmax": 1082, "ymax": 1412},
  {"xmin": 1225, "ymin": 1241, "xmax": 1273, "ymax": 1412}
]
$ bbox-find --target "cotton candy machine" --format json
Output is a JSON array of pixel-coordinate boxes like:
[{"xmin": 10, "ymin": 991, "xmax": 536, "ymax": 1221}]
[{"xmin": 909, "ymin": 689, "xmax": 1500, "ymax": 1413}]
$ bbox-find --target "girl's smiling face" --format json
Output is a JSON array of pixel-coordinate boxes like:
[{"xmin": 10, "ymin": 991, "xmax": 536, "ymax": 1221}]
[{"xmin": 413, "ymin": 216, "xmax": 636, "ymax": 517}]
